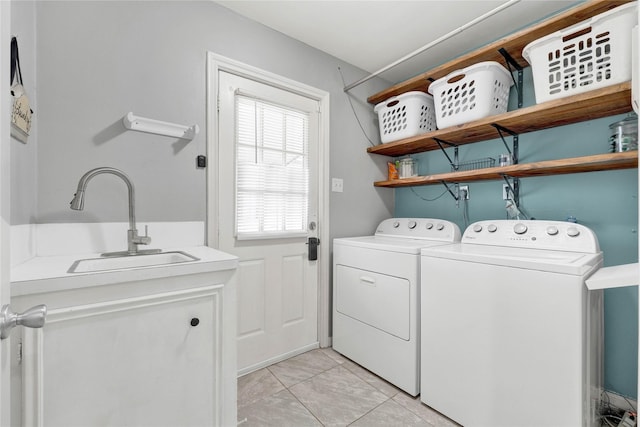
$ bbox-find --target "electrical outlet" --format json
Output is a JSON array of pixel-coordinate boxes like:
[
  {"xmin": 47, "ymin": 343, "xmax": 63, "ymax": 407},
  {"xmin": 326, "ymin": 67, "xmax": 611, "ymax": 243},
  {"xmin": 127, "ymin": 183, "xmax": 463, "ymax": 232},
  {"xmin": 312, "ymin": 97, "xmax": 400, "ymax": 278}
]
[
  {"xmin": 459, "ymin": 185, "xmax": 469, "ymax": 200},
  {"xmin": 619, "ymin": 411, "xmax": 636, "ymax": 427},
  {"xmin": 331, "ymin": 178, "xmax": 344, "ymax": 193},
  {"xmin": 503, "ymin": 184, "xmax": 510, "ymax": 200}
]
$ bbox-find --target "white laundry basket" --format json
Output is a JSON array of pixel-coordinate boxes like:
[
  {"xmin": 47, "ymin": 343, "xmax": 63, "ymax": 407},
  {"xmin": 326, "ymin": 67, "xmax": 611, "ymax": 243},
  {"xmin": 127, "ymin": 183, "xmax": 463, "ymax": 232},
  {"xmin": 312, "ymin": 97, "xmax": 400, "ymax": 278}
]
[
  {"xmin": 522, "ymin": 2, "xmax": 637, "ymax": 104},
  {"xmin": 374, "ymin": 91, "xmax": 436, "ymax": 143},
  {"xmin": 429, "ymin": 61, "xmax": 513, "ymax": 129}
]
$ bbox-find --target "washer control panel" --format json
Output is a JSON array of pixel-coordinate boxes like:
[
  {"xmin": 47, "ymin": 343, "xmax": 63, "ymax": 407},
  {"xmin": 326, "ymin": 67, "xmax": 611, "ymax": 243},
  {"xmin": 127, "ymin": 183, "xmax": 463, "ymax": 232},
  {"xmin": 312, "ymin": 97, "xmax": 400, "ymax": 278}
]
[
  {"xmin": 375, "ymin": 218, "xmax": 461, "ymax": 242},
  {"xmin": 462, "ymin": 220, "xmax": 599, "ymax": 253}
]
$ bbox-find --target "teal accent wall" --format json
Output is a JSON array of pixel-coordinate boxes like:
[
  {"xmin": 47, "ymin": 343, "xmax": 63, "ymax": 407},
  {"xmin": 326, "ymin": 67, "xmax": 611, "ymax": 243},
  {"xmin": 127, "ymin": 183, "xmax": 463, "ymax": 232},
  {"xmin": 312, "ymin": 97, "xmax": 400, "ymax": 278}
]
[{"xmin": 393, "ymin": 68, "xmax": 639, "ymax": 398}]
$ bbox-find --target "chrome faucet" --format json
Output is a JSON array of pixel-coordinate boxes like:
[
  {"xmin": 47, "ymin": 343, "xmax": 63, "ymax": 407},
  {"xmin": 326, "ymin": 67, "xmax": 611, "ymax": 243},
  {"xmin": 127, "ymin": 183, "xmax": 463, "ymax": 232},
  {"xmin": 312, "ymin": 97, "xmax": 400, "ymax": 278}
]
[{"xmin": 70, "ymin": 167, "xmax": 160, "ymax": 256}]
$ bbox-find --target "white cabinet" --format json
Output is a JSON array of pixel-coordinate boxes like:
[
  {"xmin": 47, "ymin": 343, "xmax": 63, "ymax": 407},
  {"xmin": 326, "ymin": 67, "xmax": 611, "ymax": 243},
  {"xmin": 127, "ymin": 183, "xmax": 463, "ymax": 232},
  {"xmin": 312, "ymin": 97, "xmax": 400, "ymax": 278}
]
[
  {"xmin": 10, "ymin": 247, "xmax": 238, "ymax": 427},
  {"xmin": 23, "ymin": 286, "xmax": 222, "ymax": 426}
]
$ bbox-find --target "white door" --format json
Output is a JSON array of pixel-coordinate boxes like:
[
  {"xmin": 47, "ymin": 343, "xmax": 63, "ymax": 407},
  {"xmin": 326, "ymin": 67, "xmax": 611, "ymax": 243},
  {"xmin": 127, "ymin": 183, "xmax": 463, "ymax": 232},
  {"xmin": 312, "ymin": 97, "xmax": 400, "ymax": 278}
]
[{"xmin": 217, "ymin": 70, "xmax": 320, "ymax": 373}]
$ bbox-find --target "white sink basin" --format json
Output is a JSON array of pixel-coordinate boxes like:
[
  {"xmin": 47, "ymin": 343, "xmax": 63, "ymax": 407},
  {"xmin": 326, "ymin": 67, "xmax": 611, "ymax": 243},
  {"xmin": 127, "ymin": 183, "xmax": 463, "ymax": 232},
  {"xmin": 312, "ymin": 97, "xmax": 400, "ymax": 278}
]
[{"xmin": 68, "ymin": 251, "xmax": 200, "ymax": 273}]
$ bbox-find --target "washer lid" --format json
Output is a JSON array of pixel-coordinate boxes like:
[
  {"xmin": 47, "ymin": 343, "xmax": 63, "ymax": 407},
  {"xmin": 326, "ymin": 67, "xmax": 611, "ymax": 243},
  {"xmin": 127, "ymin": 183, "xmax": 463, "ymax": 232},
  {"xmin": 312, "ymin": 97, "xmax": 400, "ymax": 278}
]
[
  {"xmin": 421, "ymin": 243, "xmax": 603, "ymax": 276},
  {"xmin": 334, "ymin": 235, "xmax": 455, "ymax": 254}
]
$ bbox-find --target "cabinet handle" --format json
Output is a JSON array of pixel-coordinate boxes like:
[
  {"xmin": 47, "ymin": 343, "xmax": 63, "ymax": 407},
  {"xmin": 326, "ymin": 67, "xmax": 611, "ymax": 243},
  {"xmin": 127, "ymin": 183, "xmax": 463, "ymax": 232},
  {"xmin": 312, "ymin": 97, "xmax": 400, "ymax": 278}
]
[
  {"xmin": 0, "ymin": 304, "xmax": 47, "ymax": 339},
  {"xmin": 190, "ymin": 318, "xmax": 200, "ymax": 327}
]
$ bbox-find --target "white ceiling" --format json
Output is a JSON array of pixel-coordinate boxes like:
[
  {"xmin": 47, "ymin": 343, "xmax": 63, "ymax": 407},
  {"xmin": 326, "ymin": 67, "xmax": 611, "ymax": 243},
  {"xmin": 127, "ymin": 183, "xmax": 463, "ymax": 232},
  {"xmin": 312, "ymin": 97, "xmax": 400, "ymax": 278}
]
[{"xmin": 215, "ymin": 0, "xmax": 579, "ymax": 86}]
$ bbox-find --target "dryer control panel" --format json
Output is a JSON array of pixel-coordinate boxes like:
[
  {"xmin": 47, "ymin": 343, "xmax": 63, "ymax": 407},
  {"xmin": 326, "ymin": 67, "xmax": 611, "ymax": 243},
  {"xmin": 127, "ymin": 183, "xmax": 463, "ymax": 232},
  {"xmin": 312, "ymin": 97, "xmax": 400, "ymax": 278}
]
[
  {"xmin": 375, "ymin": 218, "xmax": 461, "ymax": 242},
  {"xmin": 462, "ymin": 220, "xmax": 600, "ymax": 253}
]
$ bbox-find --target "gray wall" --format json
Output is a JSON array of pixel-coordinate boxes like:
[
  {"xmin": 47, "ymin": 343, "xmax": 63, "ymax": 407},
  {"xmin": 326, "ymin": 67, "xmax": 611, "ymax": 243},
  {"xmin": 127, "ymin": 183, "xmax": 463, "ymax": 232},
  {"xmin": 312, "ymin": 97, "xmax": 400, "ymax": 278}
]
[
  {"xmin": 22, "ymin": 1, "xmax": 392, "ymax": 240},
  {"xmin": 11, "ymin": 1, "xmax": 37, "ymax": 225}
]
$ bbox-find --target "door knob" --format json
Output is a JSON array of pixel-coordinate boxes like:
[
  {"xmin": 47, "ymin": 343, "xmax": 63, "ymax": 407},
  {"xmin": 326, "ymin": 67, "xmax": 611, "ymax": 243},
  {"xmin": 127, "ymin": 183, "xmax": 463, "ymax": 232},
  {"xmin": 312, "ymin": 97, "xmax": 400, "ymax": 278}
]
[{"xmin": 0, "ymin": 304, "xmax": 47, "ymax": 339}]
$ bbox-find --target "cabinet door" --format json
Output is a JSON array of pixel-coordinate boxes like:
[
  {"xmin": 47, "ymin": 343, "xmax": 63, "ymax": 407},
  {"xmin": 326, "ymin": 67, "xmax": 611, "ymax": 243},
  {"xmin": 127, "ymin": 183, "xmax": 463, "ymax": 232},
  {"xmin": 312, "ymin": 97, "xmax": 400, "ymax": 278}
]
[{"xmin": 21, "ymin": 285, "xmax": 222, "ymax": 427}]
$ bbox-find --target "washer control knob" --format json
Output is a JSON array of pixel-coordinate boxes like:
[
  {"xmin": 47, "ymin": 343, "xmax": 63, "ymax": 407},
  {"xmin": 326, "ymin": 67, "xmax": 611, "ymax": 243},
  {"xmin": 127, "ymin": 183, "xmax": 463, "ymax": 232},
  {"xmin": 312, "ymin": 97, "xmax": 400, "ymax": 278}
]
[
  {"xmin": 393, "ymin": 221, "xmax": 400, "ymax": 228},
  {"xmin": 546, "ymin": 226, "xmax": 559, "ymax": 236},
  {"xmin": 473, "ymin": 224, "xmax": 483, "ymax": 233},
  {"xmin": 487, "ymin": 224, "xmax": 497, "ymax": 233},
  {"xmin": 513, "ymin": 223, "xmax": 528, "ymax": 235},
  {"xmin": 408, "ymin": 220, "xmax": 417, "ymax": 229},
  {"xmin": 425, "ymin": 222, "xmax": 433, "ymax": 230},
  {"xmin": 567, "ymin": 226, "xmax": 580, "ymax": 237},
  {"xmin": 436, "ymin": 223, "xmax": 445, "ymax": 231}
]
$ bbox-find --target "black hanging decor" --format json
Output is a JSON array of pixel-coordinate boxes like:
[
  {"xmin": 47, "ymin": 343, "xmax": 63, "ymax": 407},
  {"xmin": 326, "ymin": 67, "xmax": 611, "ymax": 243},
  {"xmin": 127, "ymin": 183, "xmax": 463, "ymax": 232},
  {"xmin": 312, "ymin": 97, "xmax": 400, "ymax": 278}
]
[{"xmin": 10, "ymin": 36, "xmax": 33, "ymax": 142}]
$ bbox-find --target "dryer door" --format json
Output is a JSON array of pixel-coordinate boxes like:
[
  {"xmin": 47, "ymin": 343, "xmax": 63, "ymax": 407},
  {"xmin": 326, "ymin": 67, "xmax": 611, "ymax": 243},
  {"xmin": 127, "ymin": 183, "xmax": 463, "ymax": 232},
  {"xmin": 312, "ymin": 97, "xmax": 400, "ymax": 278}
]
[{"xmin": 335, "ymin": 265, "xmax": 410, "ymax": 340}]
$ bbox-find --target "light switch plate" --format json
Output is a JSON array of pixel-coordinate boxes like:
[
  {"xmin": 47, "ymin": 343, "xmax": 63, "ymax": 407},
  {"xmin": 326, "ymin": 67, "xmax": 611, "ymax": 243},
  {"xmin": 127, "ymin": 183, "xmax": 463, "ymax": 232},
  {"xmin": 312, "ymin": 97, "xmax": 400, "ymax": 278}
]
[{"xmin": 332, "ymin": 178, "xmax": 343, "ymax": 192}]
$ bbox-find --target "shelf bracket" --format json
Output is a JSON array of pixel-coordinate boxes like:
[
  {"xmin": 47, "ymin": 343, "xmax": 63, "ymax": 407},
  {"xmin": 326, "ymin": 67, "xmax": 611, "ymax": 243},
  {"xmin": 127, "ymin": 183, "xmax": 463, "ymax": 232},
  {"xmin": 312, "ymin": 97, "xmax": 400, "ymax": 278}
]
[
  {"xmin": 498, "ymin": 48, "xmax": 524, "ymax": 109},
  {"xmin": 501, "ymin": 174, "xmax": 520, "ymax": 207},
  {"xmin": 491, "ymin": 124, "xmax": 519, "ymax": 164},
  {"xmin": 440, "ymin": 181, "xmax": 460, "ymax": 204},
  {"xmin": 434, "ymin": 138, "xmax": 459, "ymax": 171}
]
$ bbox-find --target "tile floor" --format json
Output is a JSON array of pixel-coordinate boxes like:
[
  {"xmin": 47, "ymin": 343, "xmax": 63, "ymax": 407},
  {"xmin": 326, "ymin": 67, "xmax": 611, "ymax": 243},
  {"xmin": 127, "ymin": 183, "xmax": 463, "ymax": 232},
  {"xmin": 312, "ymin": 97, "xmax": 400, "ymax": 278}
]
[{"xmin": 237, "ymin": 348, "xmax": 461, "ymax": 427}]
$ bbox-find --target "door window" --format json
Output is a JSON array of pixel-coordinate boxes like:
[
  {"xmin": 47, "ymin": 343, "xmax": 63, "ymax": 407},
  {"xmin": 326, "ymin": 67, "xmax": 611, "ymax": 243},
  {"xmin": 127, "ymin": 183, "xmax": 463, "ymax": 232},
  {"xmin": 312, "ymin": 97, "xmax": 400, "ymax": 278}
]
[{"xmin": 235, "ymin": 94, "xmax": 310, "ymax": 240}]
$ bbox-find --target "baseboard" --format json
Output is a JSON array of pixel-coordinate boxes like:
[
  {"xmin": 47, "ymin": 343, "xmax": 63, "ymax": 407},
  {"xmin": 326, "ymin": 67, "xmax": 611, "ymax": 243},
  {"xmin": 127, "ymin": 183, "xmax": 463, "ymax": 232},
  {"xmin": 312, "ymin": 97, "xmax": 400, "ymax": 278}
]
[{"xmin": 237, "ymin": 342, "xmax": 320, "ymax": 377}]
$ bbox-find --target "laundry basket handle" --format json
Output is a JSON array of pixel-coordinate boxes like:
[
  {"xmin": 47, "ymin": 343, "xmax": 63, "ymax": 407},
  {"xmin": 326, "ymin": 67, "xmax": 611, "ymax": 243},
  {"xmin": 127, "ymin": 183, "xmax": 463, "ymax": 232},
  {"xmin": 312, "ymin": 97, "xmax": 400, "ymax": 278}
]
[{"xmin": 447, "ymin": 74, "xmax": 466, "ymax": 84}]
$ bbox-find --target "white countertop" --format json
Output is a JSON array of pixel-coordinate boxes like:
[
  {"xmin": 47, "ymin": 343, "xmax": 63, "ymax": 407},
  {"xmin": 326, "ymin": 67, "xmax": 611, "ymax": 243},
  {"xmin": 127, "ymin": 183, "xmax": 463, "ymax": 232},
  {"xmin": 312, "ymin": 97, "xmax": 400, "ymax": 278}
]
[{"xmin": 11, "ymin": 246, "xmax": 238, "ymax": 297}]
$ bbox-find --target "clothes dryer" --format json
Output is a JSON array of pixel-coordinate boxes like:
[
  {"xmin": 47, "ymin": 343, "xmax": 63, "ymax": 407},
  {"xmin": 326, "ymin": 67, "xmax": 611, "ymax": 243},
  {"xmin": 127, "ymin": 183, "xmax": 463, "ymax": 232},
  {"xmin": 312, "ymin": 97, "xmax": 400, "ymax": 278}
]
[
  {"xmin": 420, "ymin": 220, "xmax": 603, "ymax": 427},
  {"xmin": 333, "ymin": 218, "xmax": 461, "ymax": 396}
]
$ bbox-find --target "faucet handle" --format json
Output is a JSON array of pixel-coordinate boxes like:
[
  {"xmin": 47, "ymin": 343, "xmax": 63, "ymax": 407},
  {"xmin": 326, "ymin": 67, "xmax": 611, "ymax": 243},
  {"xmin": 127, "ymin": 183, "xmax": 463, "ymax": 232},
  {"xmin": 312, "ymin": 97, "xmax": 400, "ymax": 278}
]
[
  {"xmin": 140, "ymin": 225, "xmax": 151, "ymax": 245},
  {"xmin": 131, "ymin": 225, "xmax": 151, "ymax": 246}
]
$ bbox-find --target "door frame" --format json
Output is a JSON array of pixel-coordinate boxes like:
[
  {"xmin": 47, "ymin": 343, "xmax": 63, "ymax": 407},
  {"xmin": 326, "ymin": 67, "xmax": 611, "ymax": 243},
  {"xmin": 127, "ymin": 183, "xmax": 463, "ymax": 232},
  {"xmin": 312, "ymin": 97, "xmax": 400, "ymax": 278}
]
[
  {"xmin": 1, "ymin": 0, "xmax": 12, "ymax": 424},
  {"xmin": 206, "ymin": 52, "xmax": 331, "ymax": 348}
]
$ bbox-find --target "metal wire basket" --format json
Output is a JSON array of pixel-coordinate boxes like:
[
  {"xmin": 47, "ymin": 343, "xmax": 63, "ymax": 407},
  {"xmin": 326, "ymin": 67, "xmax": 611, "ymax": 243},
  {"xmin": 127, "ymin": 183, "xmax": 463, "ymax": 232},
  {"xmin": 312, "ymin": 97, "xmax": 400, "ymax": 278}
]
[{"xmin": 452, "ymin": 157, "xmax": 496, "ymax": 172}]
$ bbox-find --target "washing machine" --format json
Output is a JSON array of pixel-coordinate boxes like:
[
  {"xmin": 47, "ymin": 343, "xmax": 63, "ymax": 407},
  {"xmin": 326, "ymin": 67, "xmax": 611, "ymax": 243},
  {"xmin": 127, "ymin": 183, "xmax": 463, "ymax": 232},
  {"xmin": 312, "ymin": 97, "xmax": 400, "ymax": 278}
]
[
  {"xmin": 333, "ymin": 218, "xmax": 461, "ymax": 396},
  {"xmin": 420, "ymin": 220, "xmax": 603, "ymax": 427}
]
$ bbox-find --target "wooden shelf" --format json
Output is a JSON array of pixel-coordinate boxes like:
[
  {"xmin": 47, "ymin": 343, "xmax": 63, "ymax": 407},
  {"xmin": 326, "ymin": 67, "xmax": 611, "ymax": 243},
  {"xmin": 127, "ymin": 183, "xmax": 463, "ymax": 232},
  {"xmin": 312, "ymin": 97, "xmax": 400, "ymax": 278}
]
[
  {"xmin": 367, "ymin": 0, "xmax": 632, "ymax": 106},
  {"xmin": 368, "ymin": 82, "xmax": 632, "ymax": 158},
  {"xmin": 368, "ymin": 0, "xmax": 637, "ymax": 190},
  {"xmin": 374, "ymin": 152, "xmax": 638, "ymax": 188}
]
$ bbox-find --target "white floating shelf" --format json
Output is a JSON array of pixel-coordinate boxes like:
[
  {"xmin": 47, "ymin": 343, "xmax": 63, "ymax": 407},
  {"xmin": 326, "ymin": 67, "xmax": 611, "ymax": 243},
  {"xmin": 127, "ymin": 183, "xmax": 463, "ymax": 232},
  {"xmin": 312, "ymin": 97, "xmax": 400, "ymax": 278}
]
[
  {"xmin": 122, "ymin": 112, "xmax": 199, "ymax": 140},
  {"xmin": 586, "ymin": 263, "xmax": 639, "ymax": 290}
]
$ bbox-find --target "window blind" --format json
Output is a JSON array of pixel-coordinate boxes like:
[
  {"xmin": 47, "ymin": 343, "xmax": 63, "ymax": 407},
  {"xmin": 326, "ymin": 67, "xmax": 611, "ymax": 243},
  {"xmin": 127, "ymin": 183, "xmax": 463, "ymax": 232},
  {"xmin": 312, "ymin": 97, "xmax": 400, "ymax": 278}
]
[{"xmin": 235, "ymin": 94, "xmax": 310, "ymax": 239}]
